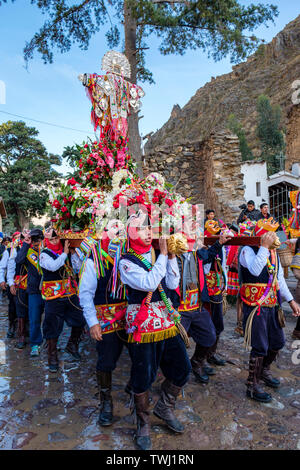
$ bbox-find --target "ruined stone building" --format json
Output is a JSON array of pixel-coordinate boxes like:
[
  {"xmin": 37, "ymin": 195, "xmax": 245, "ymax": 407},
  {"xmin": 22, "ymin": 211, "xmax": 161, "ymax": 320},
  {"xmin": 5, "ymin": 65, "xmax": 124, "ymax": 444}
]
[{"xmin": 143, "ymin": 15, "xmax": 300, "ymax": 223}]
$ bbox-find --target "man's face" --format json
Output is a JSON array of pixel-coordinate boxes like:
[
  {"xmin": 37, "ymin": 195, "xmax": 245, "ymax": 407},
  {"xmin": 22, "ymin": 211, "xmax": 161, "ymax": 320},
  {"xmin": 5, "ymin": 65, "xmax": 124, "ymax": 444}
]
[
  {"xmin": 137, "ymin": 226, "xmax": 152, "ymax": 245},
  {"xmin": 32, "ymin": 238, "xmax": 42, "ymax": 250},
  {"xmin": 207, "ymin": 212, "xmax": 215, "ymax": 220},
  {"xmin": 262, "ymin": 205, "xmax": 269, "ymax": 216},
  {"xmin": 49, "ymin": 235, "xmax": 60, "ymax": 246},
  {"xmin": 247, "ymin": 204, "xmax": 254, "ymax": 212}
]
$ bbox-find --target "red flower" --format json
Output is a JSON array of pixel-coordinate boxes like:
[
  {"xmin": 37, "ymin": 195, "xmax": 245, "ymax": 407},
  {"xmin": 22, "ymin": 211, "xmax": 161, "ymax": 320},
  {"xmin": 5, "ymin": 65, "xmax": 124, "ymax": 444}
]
[
  {"xmin": 68, "ymin": 196, "xmax": 74, "ymax": 202},
  {"xmin": 84, "ymin": 144, "xmax": 89, "ymax": 148},
  {"xmin": 152, "ymin": 197, "xmax": 159, "ymax": 204},
  {"xmin": 65, "ymin": 212, "xmax": 71, "ymax": 218},
  {"xmin": 61, "ymin": 206, "xmax": 68, "ymax": 213},
  {"xmin": 67, "ymin": 177, "xmax": 77, "ymax": 186},
  {"xmin": 63, "ymin": 197, "xmax": 68, "ymax": 204},
  {"xmin": 113, "ymin": 201, "xmax": 119, "ymax": 209},
  {"xmin": 53, "ymin": 200, "xmax": 61, "ymax": 209},
  {"xmin": 165, "ymin": 198, "xmax": 174, "ymax": 207}
]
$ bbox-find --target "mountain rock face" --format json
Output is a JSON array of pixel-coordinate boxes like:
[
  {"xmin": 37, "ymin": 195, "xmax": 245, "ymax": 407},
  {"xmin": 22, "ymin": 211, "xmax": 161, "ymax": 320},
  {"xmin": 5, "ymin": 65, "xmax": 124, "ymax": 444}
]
[{"xmin": 145, "ymin": 14, "xmax": 300, "ymax": 170}]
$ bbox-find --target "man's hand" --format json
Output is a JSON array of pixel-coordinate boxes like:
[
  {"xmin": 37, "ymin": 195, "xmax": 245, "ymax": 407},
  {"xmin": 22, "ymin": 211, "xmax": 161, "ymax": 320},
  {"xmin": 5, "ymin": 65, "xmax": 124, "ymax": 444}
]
[
  {"xmin": 64, "ymin": 240, "xmax": 70, "ymax": 255},
  {"xmin": 261, "ymin": 232, "xmax": 276, "ymax": 249},
  {"xmin": 23, "ymin": 233, "xmax": 31, "ymax": 244},
  {"xmin": 289, "ymin": 300, "xmax": 300, "ymax": 317},
  {"xmin": 159, "ymin": 237, "xmax": 168, "ymax": 256},
  {"xmin": 219, "ymin": 233, "xmax": 233, "ymax": 245},
  {"xmin": 10, "ymin": 285, "xmax": 16, "ymax": 296},
  {"xmin": 90, "ymin": 324, "xmax": 103, "ymax": 341},
  {"xmin": 0, "ymin": 281, "xmax": 6, "ymax": 290}
]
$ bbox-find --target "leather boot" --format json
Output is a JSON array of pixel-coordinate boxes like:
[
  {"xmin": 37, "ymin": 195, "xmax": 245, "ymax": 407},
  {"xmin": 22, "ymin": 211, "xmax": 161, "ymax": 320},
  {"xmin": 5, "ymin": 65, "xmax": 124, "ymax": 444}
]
[
  {"xmin": 246, "ymin": 355, "xmax": 272, "ymax": 403},
  {"xmin": 96, "ymin": 370, "xmax": 113, "ymax": 426},
  {"xmin": 261, "ymin": 350, "xmax": 280, "ymax": 389},
  {"xmin": 292, "ymin": 329, "xmax": 300, "ymax": 340},
  {"xmin": 15, "ymin": 318, "xmax": 26, "ymax": 349},
  {"xmin": 207, "ymin": 335, "xmax": 226, "ymax": 366},
  {"xmin": 65, "ymin": 327, "xmax": 83, "ymax": 360},
  {"xmin": 134, "ymin": 391, "xmax": 151, "ymax": 450},
  {"xmin": 234, "ymin": 320, "xmax": 244, "ymax": 337},
  {"xmin": 153, "ymin": 379, "xmax": 184, "ymax": 433},
  {"xmin": 7, "ymin": 320, "xmax": 16, "ymax": 339},
  {"xmin": 47, "ymin": 338, "xmax": 59, "ymax": 373},
  {"xmin": 191, "ymin": 344, "xmax": 210, "ymax": 383}
]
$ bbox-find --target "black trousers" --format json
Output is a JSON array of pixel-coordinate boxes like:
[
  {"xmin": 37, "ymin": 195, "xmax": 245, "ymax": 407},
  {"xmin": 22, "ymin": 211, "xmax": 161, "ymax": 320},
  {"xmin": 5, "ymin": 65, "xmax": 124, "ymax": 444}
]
[
  {"xmin": 43, "ymin": 295, "xmax": 85, "ymax": 340},
  {"xmin": 15, "ymin": 288, "xmax": 28, "ymax": 319},
  {"xmin": 243, "ymin": 304, "xmax": 285, "ymax": 357},
  {"xmin": 180, "ymin": 306, "xmax": 216, "ymax": 347},
  {"xmin": 209, "ymin": 294, "xmax": 224, "ymax": 336},
  {"xmin": 7, "ymin": 287, "xmax": 17, "ymax": 324},
  {"xmin": 128, "ymin": 334, "xmax": 191, "ymax": 394},
  {"xmin": 96, "ymin": 330, "xmax": 128, "ymax": 372}
]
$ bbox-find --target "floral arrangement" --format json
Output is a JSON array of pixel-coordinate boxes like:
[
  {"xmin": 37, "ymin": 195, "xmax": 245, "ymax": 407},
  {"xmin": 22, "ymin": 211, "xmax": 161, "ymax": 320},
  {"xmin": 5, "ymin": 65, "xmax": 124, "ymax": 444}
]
[{"xmin": 76, "ymin": 136, "xmax": 135, "ymax": 190}]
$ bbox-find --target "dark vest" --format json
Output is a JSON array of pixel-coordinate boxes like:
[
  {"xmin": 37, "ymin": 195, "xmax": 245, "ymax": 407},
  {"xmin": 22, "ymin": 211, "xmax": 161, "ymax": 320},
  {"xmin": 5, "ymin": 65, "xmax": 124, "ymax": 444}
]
[
  {"xmin": 41, "ymin": 249, "xmax": 69, "ymax": 282},
  {"xmin": 25, "ymin": 248, "xmax": 42, "ymax": 295},
  {"xmin": 240, "ymin": 246, "xmax": 275, "ymax": 284},
  {"xmin": 15, "ymin": 247, "xmax": 27, "ymax": 277},
  {"xmin": 92, "ymin": 255, "xmax": 122, "ymax": 306},
  {"xmin": 121, "ymin": 253, "xmax": 170, "ymax": 305}
]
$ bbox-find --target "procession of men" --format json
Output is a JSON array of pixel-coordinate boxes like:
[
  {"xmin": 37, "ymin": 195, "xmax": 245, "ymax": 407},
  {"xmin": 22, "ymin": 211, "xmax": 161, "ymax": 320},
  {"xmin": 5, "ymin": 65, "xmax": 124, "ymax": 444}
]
[{"xmin": 0, "ymin": 205, "xmax": 300, "ymax": 451}]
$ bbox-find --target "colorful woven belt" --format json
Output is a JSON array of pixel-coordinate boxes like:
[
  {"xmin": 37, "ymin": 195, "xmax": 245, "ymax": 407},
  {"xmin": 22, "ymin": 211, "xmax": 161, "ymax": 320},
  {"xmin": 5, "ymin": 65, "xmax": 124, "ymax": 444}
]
[
  {"xmin": 178, "ymin": 288, "xmax": 200, "ymax": 312},
  {"xmin": 96, "ymin": 302, "xmax": 127, "ymax": 334},
  {"xmin": 42, "ymin": 278, "xmax": 78, "ymax": 300},
  {"xmin": 15, "ymin": 274, "xmax": 28, "ymax": 290},
  {"xmin": 240, "ymin": 283, "xmax": 278, "ymax": 307}
]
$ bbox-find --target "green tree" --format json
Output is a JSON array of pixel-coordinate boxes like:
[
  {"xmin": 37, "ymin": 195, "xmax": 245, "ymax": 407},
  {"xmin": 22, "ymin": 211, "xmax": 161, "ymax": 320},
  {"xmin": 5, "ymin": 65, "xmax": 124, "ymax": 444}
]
[
  {"xmin": 1, "ymin": 0, "xmax": 278, "ymax": 161},
  {"xmin": 228, "ymin": 113, "xmax": 253, "ymax": 161},
  {"xmin": 0, "ymin": 121, "xmax": 61, "ymax": 230},
  {"xmin": 256, "ymin": 94, "xmax": 285, "ymax": 175}
]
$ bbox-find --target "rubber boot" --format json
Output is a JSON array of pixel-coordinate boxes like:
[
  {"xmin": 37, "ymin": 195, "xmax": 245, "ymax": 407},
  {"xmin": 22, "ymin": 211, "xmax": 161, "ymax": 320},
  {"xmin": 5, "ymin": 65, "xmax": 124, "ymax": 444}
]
[
  {"xmin": 153, "ymin": 379, "xmax": 184, "ymax": 433},
  {"xmin": 134, "ymin": 391, "xmax": 151, "ymax": 450},
  {"xmin": 191, "ymin": 344, "xmax": 210, "ymax": 383},
  {"xmin": 246, "ymin": 355, "xmax": 272, "ymax": 403},
  {"xmin": 96, "ymin": 370, "xmax": 113, "ymax": 426},
  {"xmin": 207, "ymin": 335, "xmax": 226, "ymax": 366},
  {"xmin": 47, "ymin": 338, "xmax": 59, "ymax": 373},
  {"xmin": 15, "ymin": 318, "xmax": 26, "ymax": 349},
  {"xmin": 65, "ymin": 327, "xmax": 83, "ymax": 360},
  {"xmin": 261, "ymin": 350, "xmax": 280, "ymax": 389}
]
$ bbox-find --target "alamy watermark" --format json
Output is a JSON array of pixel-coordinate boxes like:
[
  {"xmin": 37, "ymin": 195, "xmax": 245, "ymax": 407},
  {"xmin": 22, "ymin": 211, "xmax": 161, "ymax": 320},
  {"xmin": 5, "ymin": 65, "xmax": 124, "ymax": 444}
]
[
  {"xmin": 0, "ymin": 340, "xmax": 6, "ymax": 365},
  {"xmin": 0, "ymin": 80, "xmax": 6, "ymax": 105},
  {"xmin": 291, "ymin": 340, "xmax": 300, "ymax": 365}
]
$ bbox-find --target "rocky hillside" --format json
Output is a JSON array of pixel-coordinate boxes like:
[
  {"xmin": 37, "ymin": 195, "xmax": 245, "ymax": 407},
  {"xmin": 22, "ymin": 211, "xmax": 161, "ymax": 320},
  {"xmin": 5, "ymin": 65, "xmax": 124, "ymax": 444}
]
[{"xmin": 145, "ymin": 15, "xmax": 300, "ymax": 155}]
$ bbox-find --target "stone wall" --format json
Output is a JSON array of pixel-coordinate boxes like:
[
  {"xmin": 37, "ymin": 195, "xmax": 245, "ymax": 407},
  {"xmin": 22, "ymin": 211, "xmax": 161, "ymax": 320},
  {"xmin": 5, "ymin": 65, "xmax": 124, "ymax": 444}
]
[
  {"xmin": 286, "ymin": 104, "xmax": 300, "ymax": 171},
  {"xmin": 143, "ymin": 131, "xmax": 245, "ymax": 222}
]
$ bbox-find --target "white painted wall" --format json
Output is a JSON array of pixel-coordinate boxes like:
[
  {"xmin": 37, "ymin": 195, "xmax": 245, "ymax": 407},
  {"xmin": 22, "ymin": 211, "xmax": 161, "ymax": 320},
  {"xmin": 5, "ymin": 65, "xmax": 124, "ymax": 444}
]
[{"xmin": 241, "ymin": 161, "xmax": 268, "ymax": 208}]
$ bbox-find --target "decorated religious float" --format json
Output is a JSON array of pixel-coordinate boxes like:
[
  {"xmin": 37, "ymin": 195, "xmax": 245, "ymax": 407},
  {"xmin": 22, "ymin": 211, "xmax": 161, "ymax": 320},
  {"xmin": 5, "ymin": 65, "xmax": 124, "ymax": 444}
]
[
  {"xmin": 49, "ymin": 51, "xmax": 193, "ymax": 253},
  {"xmin": 49, "ymin": 50, "xmax": 286, "ymax": 254}
]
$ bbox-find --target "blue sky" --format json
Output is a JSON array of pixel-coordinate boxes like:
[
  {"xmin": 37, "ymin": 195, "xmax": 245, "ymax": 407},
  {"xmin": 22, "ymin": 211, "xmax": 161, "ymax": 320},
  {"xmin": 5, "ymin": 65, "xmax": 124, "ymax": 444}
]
[{"xmin": 0, "ymin": 0, "xmax": 299, "ymax": 174}]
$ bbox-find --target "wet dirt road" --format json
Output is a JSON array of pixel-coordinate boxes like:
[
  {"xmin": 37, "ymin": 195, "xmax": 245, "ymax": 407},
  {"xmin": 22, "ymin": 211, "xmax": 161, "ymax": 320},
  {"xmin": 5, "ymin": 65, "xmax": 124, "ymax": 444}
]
[{"xmin": 0, "ymin": 295, "xmax": 299, "ymax": 451}]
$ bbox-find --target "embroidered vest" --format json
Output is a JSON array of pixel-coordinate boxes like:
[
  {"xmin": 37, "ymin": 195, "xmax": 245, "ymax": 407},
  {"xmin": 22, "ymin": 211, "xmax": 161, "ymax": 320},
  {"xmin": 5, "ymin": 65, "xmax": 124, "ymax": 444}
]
[
  {"xmin": 121, "ymin": 252, "xmax": 178, "ymax": 343},
  {"xmin": 92, "ymin": 255, "xmax": 127, "ymax": 334},
  {"xmin": 41, "ymin": 249, "xmax": 77, "ymax": 300}
]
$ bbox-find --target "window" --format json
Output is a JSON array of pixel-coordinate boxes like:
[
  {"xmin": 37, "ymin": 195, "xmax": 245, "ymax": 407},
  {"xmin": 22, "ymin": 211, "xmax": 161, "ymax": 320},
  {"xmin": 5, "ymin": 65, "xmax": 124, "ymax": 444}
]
[{"xmin": 256, "ymin": 182, "xmax": 261, "ymax": 197}]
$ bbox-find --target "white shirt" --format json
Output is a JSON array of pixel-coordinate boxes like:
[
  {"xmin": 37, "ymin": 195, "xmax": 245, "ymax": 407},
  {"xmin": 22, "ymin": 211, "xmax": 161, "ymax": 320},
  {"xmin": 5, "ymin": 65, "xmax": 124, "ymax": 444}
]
[
  {"xmin": 119, "ymin": 250, "xmax": 180, "ymax": 292},
  {"xmin": 39, "ymin": 251, "xmax": 80, "ymax": 272},
  {"xmin": 79, "ymin": 258, "xmax": 100, "ymax": 329},
  {"xmin": 240, "ymin": 246, "xmax": 293, "ymax": 302},
  {"xmin": 7, "ymin": 249, "xmax": 17, "ymax": 287},
  {"xmin": 0, "ymin": 250, "xmax": 9, "ymax": 284}
]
